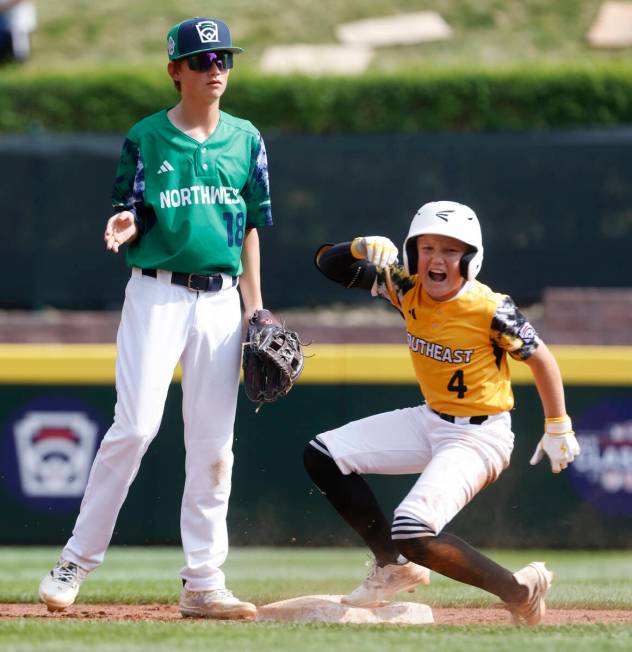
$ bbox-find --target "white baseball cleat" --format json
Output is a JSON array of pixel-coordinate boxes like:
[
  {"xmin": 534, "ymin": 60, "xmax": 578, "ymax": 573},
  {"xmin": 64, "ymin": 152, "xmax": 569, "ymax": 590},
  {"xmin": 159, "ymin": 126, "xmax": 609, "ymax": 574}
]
[
  {"xmin": 179, "ymin": 588, "xmax": 257, "ymax": 620},
  {"xmin": 341, "ymin": 559, "xmax": 431, "ymax": 608},
  {"xmin": 506, "ymin": 561, "xmax": 554, "ymax": 625},
  {"xmin": 39, "ymin": 559, "xmax": 88, "ymax": 612}
]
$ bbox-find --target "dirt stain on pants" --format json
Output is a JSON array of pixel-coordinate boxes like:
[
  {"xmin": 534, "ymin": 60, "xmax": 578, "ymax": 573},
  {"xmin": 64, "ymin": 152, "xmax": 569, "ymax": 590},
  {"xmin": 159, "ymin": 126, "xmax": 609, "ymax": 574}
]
[{"xmin": 210, "ymin": 458, "xmax": 231, "ymax": 487}]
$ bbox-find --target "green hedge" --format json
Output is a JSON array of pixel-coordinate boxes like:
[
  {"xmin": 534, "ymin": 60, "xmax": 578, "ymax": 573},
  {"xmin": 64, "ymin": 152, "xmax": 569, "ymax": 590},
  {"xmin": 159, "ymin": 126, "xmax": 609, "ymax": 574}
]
[{"xmin": 1, "ymin": 64, "xmax": 632, "ymax": 133}]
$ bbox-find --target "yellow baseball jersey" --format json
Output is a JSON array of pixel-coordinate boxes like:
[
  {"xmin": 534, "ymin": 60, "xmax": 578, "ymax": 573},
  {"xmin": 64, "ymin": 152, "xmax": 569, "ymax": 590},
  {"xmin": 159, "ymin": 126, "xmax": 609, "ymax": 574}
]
[{"xmin": 374, "ymin": 267, "xmax": 540, "ymax": 416}]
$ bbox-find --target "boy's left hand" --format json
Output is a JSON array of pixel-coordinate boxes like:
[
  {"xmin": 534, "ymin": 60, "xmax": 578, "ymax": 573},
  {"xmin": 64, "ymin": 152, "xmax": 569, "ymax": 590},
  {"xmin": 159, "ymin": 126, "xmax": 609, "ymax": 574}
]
[{"xmin": 529, "ymin": 416, "xmax": 581, "ymax": 473}]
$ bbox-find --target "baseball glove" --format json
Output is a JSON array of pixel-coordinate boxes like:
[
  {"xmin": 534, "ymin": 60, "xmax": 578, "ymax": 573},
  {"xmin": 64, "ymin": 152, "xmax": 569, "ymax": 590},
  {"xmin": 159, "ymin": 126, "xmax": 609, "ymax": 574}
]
[{"xmin": 242, "ymin": 309, "xmax": 304, "ymax": 410}]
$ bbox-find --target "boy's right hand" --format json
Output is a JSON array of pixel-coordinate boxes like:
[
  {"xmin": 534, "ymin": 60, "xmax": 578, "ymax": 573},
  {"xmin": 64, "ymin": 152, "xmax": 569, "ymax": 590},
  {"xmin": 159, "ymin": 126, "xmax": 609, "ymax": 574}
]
[
  {"xmin": 529, "ymin": 416, "xmax": 581, "ymax": 473},
  {"xmin": 104, "ymin": 211, "xmax": 138, "ymax": 253},
  {"xmin": 350, "ymin": 236, "xmax": 398, "ymax": 268}
]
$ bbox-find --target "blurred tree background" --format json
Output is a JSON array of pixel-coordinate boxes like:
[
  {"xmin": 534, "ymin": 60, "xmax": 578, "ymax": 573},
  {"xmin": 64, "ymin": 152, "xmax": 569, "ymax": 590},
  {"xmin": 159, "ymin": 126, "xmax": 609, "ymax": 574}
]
[{"xmin": 9, "ymin": 1, "xmax": 627, "ymax": 71}]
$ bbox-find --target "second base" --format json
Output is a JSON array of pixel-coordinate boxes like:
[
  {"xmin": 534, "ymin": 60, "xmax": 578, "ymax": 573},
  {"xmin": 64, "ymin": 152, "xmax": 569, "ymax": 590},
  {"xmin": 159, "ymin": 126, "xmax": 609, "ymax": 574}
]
[{"xmin": 257, "ymin": 594, "xmax": 434, "ymax": 624}]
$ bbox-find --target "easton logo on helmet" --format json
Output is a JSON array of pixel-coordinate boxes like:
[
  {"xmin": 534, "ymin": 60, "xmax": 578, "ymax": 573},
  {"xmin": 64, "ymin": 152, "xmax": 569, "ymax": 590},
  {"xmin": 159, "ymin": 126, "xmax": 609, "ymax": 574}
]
[{"xmin": 436, "ymin": 210, "xmax": 454, "ymax": 221}]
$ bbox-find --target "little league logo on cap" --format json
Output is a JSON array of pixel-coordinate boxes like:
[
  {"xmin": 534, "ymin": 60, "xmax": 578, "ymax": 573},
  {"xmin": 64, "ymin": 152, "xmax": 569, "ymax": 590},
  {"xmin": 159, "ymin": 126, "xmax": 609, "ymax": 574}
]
[
  {"xmin": 196, "ymin": 20, "xmax": 219, "ymax": 44},
  {"xmin": 167, "ymin": 17, "xmax": 244, "ymax": 61}
]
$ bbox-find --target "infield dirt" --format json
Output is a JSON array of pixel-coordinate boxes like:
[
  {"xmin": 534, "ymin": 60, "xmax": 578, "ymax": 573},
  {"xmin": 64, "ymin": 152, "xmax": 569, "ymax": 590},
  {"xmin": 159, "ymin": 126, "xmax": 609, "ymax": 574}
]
[{"xmin": 2, "ymin": 604, "xmax": 632, "ymax": 625}]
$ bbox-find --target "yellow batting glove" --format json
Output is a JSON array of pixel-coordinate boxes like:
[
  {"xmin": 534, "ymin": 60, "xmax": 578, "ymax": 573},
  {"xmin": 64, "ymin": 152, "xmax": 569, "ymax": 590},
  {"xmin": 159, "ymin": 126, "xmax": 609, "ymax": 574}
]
[
  {"xmin": 529, "ymin": 416, "xmax": 581, "ymax": 474},
  {"xmin": 350, "ymin": 236, "xmax": 398, "ymax": 268}
]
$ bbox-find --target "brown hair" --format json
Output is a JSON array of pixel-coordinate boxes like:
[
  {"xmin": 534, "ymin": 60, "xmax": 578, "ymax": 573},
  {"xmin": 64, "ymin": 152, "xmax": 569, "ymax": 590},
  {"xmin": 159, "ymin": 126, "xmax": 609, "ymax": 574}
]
[{"xmin": 168, "ymin": 60, "xmax": 182, "ymax": 93}]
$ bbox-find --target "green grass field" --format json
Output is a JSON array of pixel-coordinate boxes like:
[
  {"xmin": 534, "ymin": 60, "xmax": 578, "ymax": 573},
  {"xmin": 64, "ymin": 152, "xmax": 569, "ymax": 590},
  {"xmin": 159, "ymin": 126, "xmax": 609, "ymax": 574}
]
[
  {"xmin": 18, "ymin": 0, "xmax": 629, "ymax": 71},
  {"xmin": 1, "ymin": 547, "xmax": 632, "ymax": 651}
]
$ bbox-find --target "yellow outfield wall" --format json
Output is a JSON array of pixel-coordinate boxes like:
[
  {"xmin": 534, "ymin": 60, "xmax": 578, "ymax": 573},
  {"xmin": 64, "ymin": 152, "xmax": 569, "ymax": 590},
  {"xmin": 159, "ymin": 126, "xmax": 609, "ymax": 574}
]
[{"xmin": 0, "ymin": 343, "xmax": 630, "ymax": 385}]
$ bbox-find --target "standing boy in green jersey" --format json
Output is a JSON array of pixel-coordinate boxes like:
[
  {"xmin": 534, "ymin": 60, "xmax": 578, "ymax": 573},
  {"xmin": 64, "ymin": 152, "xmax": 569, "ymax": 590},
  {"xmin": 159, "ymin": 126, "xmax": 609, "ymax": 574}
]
[{"xmin": 39, "ymin": 17, "xmax": 272, "ymax": 620}]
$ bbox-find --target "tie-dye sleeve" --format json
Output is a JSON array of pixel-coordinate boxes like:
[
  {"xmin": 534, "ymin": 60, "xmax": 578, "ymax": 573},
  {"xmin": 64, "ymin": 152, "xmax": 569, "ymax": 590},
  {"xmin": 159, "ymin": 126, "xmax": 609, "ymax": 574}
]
[
  {"xmin": 111, "ymin": 136, "xmax": 142, "ymax": 211},
  {"xmin": 111, "ymin": 135, "xmax": 148, "ymax": 234},
  {"xmin": 372, "ymin": 265, "xmax": 417, "ymax": 310},
  {"xmin": 242, "ymin": 132, "xmax": 273, "ymax": 229},
  {"xmin": 490, "ymin": 295, "xmax": 540, "ymax": 360}
]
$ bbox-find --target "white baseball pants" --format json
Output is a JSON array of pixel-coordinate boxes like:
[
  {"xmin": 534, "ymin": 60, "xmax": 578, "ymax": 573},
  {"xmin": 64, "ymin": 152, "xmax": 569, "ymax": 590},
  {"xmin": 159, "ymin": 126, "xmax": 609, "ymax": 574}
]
[
  {"xmin": 63, "ymin": 268, "xmax": 242, "ymax": 591},
  {"xmin": 315, "ymin": 404, "xmax": 514, "ymax": 537}
]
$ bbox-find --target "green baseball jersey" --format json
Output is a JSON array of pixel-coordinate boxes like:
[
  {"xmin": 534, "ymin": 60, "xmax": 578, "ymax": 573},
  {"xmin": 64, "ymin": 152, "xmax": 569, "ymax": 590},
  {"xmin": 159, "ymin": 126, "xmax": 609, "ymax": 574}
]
[{"xmin": 111, "ymin": 109, "xmax": 273, "ymax": 276}]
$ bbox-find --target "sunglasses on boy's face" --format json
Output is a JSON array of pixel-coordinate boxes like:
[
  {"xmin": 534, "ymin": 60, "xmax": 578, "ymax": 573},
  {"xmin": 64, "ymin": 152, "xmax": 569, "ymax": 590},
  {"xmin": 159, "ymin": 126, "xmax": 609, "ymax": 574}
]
[{"xmin": 186, "ymin": 51, "xmax": 234, "ymax": 72}]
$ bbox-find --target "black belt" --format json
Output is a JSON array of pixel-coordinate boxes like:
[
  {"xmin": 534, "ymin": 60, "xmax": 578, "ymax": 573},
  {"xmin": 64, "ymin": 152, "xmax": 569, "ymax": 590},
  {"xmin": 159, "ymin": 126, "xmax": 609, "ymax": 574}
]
[
  {"xmin": 432, "ymin": 409, "xmax": 488, "ymax": 425},
  {"xmin": 141, "ymin": 268, "xmax": 236, "ymax": 292}
]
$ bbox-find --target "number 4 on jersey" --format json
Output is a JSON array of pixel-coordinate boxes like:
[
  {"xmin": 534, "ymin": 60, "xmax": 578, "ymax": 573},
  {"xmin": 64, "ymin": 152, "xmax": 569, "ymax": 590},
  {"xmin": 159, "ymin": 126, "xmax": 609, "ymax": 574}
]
[{"xmin": 447, "ymin": 369, "xmax": 468, "ymax": 399}]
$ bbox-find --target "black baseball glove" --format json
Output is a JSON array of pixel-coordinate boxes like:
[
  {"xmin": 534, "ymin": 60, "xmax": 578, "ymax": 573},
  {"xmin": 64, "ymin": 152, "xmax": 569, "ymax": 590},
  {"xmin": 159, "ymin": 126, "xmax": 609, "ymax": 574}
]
[{"xmin": 242, "ymin": 309, "xmax": 304, "ymax": 410}]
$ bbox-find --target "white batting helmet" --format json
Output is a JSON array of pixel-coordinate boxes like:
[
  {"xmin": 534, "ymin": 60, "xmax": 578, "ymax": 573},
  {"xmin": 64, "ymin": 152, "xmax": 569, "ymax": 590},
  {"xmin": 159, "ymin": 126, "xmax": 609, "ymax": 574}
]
[{"xmin": 402, "ymin": 201, "xmax": 484, "ymax": 280}]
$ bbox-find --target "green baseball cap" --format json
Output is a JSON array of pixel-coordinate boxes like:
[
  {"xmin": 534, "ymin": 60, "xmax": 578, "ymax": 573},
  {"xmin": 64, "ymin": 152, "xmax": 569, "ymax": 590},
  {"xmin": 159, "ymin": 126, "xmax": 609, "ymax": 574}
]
[{"xmin": 167, "ymin": 17, "xmax": 244, "ymax": 61}]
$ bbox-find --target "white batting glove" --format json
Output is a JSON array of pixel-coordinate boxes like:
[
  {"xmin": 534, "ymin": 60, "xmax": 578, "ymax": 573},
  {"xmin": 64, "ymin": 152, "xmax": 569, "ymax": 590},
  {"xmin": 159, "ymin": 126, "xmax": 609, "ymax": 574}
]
[
  {"xmin": 350, "ymin": 236, "xmax": 398, "ymax": 268},
  {"xmin": 529, "ymin": 416, "xmax": 581, "ymax": 474}
]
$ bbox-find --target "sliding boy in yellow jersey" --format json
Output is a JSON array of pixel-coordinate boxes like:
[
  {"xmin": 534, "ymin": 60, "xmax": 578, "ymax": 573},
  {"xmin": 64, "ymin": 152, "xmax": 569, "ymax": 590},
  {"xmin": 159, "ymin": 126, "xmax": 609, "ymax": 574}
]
[{"xmin": 304, "ymin": 201, "xmax": 580, "ymax": 625}]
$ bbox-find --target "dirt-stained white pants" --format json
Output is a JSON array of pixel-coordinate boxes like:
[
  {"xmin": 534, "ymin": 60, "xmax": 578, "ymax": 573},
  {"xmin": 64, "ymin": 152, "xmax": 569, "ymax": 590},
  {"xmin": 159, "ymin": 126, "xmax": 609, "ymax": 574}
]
[
  {"xmin": 316, "ymin": 404, "xmax": 515, "ymax": 537},
  {"xmin": 62, "ymin": 268, "xmax": 242, "ymax": 591}
]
